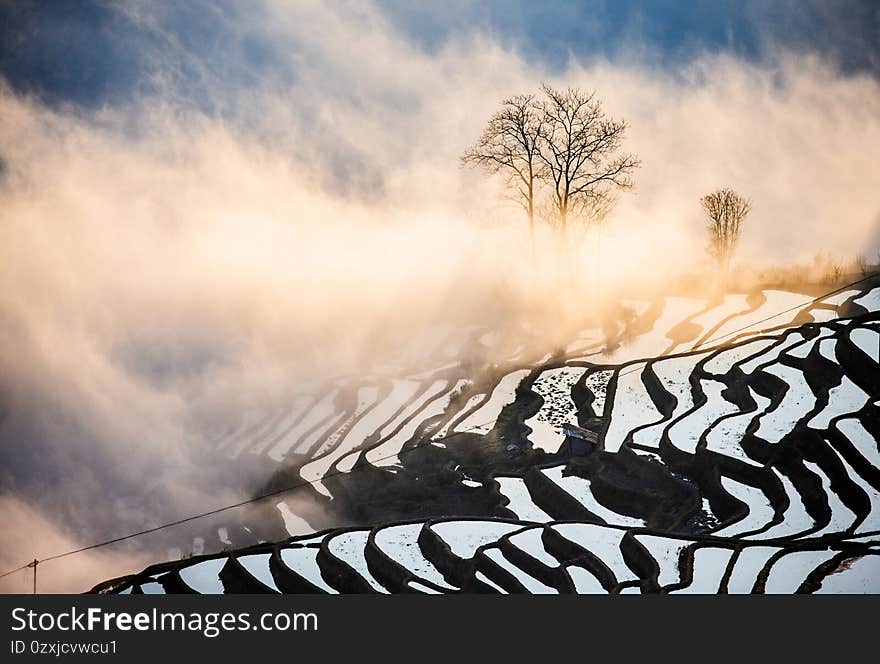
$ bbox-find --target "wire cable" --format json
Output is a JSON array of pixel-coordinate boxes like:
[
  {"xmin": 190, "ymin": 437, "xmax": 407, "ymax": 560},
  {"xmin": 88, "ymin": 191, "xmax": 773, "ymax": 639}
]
[{"xmin": 0, "ymin": 274, "xmax": 874, "ymax": 581}]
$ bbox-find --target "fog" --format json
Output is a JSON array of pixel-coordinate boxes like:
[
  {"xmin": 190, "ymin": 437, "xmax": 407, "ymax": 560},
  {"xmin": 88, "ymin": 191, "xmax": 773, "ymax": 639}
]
[{"xmin": 1, "ymin": 1, "xmax": 879, "ymax": 591}]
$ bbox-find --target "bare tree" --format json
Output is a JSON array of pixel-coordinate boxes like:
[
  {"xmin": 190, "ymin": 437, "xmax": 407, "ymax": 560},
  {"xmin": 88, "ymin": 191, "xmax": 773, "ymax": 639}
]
[
  {"xmin": 461, "ymin": 95, "xmax": 543, "ymax": 255},
  {"xmin": 701, "ymin": 188, "xmax": 751, "ymax": 273},
  {"xmin": 536, "ymin": 85, "xmax": 639, "ymax": 240}
]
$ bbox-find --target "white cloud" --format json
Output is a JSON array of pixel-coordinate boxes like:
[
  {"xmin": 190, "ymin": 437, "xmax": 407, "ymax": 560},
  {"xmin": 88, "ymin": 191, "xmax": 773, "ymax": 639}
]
[{"xmin": 1, "ymin": 0, "xmax": 878, "ymax": 591}]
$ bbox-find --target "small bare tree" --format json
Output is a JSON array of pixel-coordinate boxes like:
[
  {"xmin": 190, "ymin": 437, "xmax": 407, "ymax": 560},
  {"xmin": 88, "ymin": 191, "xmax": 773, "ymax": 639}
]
[
  {"xmin": 461, "ymin": 95, "xmax": 543, "ymax": 256},
  {"xmin": 537, "ymin": 85, "xmax": 639, "ymax": 240},
  {"xmin": 701, "ymin": 188, "xmax": 751, "ymax": 273},
  {"xmin": 826, "ymin": 258, "xmax": 843, "ymax": 284}
]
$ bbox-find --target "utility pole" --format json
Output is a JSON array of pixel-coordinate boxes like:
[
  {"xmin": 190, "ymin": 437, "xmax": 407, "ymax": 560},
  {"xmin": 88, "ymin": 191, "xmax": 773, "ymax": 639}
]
[{"xmin": 27, "ymin": 559, "xmax": 38, "ymax": 594}]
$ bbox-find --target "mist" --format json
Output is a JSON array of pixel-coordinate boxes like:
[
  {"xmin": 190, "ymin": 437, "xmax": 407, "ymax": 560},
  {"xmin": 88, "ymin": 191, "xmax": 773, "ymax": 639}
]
[{"xmin": 1, "ymin": 1, "xmax": 879, "ymax": 592}]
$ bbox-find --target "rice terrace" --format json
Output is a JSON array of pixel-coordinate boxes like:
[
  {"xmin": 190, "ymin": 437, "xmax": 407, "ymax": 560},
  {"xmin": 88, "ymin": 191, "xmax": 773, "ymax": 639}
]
[
  {"xmin": 91, "ymin": 279, "xmax": 880, "ymax": 594},
  {"xmin": 0, "ymin": 2, "xmax": 879, "ymax": 600}
]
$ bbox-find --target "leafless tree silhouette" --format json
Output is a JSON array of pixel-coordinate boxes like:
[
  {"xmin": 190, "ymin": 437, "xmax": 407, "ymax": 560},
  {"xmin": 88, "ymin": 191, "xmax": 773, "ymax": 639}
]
[
  {"xmin": 536, "ymin": 85, "xmax": 639, "ymax": 240},
  {"xmin": 461, "ymin": 95, "xmax": 543, "ymax": 256},
  {"xmin": 701, "ymin": 188, "xmax": 751, "ymax": 273}
]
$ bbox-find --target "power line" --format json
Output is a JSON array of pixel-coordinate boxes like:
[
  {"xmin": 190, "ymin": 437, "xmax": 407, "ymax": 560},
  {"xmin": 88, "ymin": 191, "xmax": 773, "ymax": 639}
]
[
  {"xmin": 610, "ymin": 275, "xmax": 875, "ymax": 384},
  {"xmin": 690, "ymin": 274, "xmax": 875, "ymax": 351},
  {"xmin": 0, "ymin": 415, "xmax": 497, "ymax": 584},
  {"xmin": 0, "ymin": 563, "xmax": 30, "ymax": 581},
  {"xmin": 0, "ymin": 274, "xmax": 875, "ymax": 585}
]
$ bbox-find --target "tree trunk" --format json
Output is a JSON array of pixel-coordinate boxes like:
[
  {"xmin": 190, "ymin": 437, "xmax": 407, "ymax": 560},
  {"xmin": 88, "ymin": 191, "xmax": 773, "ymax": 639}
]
[
  {"xmin": 528, "ymin": 197, "xmax": 536, "ymax": 266},
  {"xmin": 558, "ymin": 206, "xmax": 570, "ymax": 286},
  {"xmin": 559, "ymin": 207, "xmax": 568, "ymax": 243}
]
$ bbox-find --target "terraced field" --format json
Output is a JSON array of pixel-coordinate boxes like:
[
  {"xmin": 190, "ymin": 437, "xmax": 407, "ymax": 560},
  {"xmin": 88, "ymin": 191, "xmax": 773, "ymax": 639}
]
[
  {"xmin": 93, "ymin": 281, "xmax": 880, "ymax": 594},
  {"xmin": 101, "ymin": 518, "xmax": 880, "ymax": 594}
]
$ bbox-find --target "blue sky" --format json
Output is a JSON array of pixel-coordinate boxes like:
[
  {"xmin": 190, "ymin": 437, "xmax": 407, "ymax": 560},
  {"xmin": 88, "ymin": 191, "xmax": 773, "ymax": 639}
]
[
  {"xmin": 1, "ymin": 0, "xmax": 877, "ymax": 109},
  {"xmin": 1, "ymin": 3, "xmax": 879, "ymax": 579},
  {"xmin": 378, "ymin": 0, "xmax": 879, "ymax": 69}
]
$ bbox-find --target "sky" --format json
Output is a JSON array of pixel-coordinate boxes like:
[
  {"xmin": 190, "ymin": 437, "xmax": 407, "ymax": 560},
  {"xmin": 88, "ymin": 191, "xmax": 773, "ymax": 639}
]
[
  {"xmin": 0, "ymin": 1, "xmax": 879, "ymax": 591},
  {"xmin": 1, "ymin": 1, "xmax": 878, "ymax": 109},
  {"xmin": 378, "ymin": 0, "xmax": 880, "ymax": 72}
]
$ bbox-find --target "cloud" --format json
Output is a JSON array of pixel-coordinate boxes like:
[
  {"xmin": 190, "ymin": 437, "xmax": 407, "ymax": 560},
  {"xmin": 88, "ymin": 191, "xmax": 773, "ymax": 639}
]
[
  {"xmin": 0, "ymin": 0, "xmax": 878, "ymax": 591},
  {"xmin": 0, "ymin": 496, "xmax": 149, "ymax": 594}
]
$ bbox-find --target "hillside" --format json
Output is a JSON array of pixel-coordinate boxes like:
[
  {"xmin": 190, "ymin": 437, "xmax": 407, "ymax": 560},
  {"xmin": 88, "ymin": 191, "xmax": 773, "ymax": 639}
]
[{"xmin": 92, "ymin": 279, "xmax": 880, "ymax": 594}]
